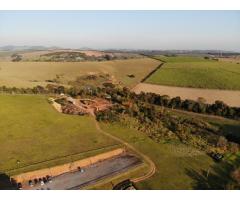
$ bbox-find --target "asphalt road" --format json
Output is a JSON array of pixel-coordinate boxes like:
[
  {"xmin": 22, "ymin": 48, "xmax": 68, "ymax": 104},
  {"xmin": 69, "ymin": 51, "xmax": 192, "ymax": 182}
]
[{"xmin": 26, "ymin": 154, "xmax": 141, "ymax": 190}]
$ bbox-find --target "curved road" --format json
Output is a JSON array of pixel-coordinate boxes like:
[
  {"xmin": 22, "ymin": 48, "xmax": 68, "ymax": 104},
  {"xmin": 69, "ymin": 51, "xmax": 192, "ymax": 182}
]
[
  {"xmin": 92, "ymin": 115, "xmax": 156, "ymax": 184},
  {"xmin": 52, "ymin": 97, "xmax": 156, "ymax": 184}
]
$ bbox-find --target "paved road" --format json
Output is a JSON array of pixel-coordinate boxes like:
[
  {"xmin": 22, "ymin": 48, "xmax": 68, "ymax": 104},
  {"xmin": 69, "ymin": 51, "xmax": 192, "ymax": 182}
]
[{"xmin": 27, "ymin": 154, "xmax": 141, "ymax": 190}]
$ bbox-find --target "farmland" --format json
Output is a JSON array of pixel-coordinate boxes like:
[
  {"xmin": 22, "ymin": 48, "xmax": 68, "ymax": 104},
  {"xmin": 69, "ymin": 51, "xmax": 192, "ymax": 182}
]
[
  {"xmin": 0, "ymin": 52, "xmax": 240, "ymax": 190},
  {"xmin": 154, "ymin": 55, "xmax": 215, "ymax": 63},
  {"xmin": 0, "ymin": 95, "xmax": 118, "ymax": 175},
  {"xmin": 132, "ymin": 83, "xmax": 240, "ymax": 107},
  {"xmin": 0, "ymin": 58, "xmax": 160, "ymax": 88},
  {"xmin": 146, "ymin": 56, "xmax": 240, "ymax": 90}
]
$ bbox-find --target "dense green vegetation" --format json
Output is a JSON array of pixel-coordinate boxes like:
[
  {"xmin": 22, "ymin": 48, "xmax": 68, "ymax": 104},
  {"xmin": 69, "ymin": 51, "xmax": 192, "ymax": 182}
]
[
  {"xmin": 88, "ymin": 86, "xmax": 239, "ymax": 154},
  {"xmin": 95, "ymin": 85, "xmax": 240, "ymax": 189},
  {"xmin": 146, "ymin": 56, "xmax": 240, "ymax": 90},
  {"xmin": 1, "ymin": 79, "xmax": 239, "ymax": 119},
  {"xmin": 134, "ymin": 91, "xmax": 240, "ymax": 119},
  {"xmin": 0, "ymin": 95, "xmax": 117, "ymax": 174}
]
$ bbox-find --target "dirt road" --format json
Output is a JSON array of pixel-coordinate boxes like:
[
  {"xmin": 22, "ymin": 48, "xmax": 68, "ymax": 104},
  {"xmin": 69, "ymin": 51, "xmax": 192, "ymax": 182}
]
[
  {"xmin": 51, "ymin": 97, "xmax": 156, "ymax": 184},
  {"xmin": 132, "ymin": 83, "xmax": 240, "ymax": 107},
  {"xmin": 93, "ymin": 116, "xmax": 156, "ymax": 183}
]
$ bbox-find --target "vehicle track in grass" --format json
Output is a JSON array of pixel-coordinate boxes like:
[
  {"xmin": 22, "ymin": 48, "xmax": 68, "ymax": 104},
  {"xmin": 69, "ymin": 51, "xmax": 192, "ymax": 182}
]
[
  {"xmin": 92, "ymin": 115, "xmax": 156, "ymax": 184},
  {"xmin": 51, "ymin": 97, "xmax": 156, "ymax": 184}
]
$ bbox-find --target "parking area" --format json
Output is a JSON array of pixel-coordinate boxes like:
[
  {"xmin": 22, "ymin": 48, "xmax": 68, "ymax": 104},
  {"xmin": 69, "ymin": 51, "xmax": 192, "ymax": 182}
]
[{"xmin": 25, "ymin": 154, "xmax": 142, "ymax": 190}]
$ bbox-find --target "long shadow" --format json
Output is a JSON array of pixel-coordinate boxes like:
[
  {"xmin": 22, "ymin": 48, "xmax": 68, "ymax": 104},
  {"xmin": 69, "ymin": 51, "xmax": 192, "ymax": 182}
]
[
  {"xmin": 185, "ymin": 157, "xmax": 240, "ymax": 189},
  {"xmin": 140, "ymin": 63, "xmax": 165, "ymax": 83},
  {"xmin": 0, "ymin": 173, "xmax": 17, "ymax": 190},
  {"xmin": 221, "ymin": 123, "xmax": 240, "ymax": 144}
]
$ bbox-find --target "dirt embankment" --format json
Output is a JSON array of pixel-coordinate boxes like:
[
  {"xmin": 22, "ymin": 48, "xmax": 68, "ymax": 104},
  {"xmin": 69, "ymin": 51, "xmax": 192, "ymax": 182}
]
[
  {"xmin": 132, "ymin": 83, "xmax": 240, "ymax": 107},
  {"xmin": 11, "ymin": 148, "xmax": 125, "ymax": 184}
]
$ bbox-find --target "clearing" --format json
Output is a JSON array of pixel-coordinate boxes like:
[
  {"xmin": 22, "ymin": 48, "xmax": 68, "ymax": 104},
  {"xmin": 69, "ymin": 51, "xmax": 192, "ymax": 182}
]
[
  {"xmin": 0, "ymin": 58, "xmax": 160, "ymax": 88},
  {"xmin": 132, "ymin": 83, "xmax": 240, "ymax": 107},
  {"xmin": 0, "ymin": 95, "xmax": 118, "ymax": 175}
]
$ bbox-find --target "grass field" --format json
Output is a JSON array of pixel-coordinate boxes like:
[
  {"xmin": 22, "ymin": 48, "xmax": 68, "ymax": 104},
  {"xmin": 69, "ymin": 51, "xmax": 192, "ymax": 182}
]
[
  {"xmin": 0, "ymin": 58, "xmax": 160, "ymax": 88},
  {"xmin": 100, "ymin": 123, "xmax": 215, "ymax": 189},
  {"xmin": 0, "ymin": 95, "xmax": 118, "ymax": 175},
  {"xmin": 146, "ymin": 56, "xmax": 240, "ymax": 90},
  {"xmin": 154, "ymin": 55, "xmax": 215, "ymax": 63},
  {"xmin": 98, "ymin": 109, "xmax": 240, "ymax": 189}
]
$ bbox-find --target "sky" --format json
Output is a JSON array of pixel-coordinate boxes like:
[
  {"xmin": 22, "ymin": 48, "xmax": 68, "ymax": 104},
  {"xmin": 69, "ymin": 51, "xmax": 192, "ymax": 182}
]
[{"xmin": 0, "ymin": 11, "xmax": 240, "ymax": 51}]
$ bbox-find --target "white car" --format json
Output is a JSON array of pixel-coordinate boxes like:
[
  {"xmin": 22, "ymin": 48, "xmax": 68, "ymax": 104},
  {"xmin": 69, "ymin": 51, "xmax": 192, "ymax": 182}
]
[{"xmin": 40, "ymin": 180, "xmax": 45, "ymax": 186}]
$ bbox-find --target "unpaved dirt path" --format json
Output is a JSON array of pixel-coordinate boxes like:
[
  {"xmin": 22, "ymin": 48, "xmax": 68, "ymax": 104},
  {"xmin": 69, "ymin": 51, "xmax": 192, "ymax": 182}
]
[
  {"xmin": 50, "ymin": 98, "xmax": 156, "ymax": 184},
  {"xmin": 132, "ymin": 83, "xmax": 240, "ymax": 107},
  {"xmin": 92, "ymin": 115, "xmax": 156, "ymax": 183}
]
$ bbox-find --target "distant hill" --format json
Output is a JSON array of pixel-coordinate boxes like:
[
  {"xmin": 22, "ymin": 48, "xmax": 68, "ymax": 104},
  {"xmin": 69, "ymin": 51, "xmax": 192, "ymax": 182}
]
[
  {"xmin": 0, "ymin": 45, "xmax": 61, "ymax": 51},
  {"xmin": 107, "ymin": 49, "xmax": 240, "ymax": 56}
]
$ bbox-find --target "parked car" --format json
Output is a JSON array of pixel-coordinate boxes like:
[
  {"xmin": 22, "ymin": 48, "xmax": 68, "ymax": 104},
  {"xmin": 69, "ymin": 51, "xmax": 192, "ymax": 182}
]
[
  {"xmin": 113, "ymin": 179, "xmax": 136, "ymax": 190},
  {"xmin": 38, "ymin": 178, "xmax": 44, "ymax": 186},
  {"xmin": 211, "ymin": 153, "xmax": 224, "ymax": 162},
  {"xmin": 34, "ymin": 178, "xmax": 38, "ymax": 184},
  {"xmin": 28, "ymin": 180, "xmax": 34, "ymax": 187},
  {"xmin": 46, "ymin": 175, "xmax": 52, "ymax": 183},
  {"xmin": 17, "ymin": 182, "xmax": 22, "ymax": 190},
  {"xmin": 43, "ymin": 177, "xmax": 47, "ymax": 183}
]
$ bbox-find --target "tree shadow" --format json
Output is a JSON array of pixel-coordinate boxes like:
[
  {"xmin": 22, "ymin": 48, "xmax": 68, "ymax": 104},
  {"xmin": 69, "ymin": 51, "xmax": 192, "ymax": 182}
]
[
  {"xmin": 186, "ymin": 157, "xmax": 240, "ymax": 190},
  {"xmin": 0, "ymin": 173, "xmax": 17, "ymax": 190}
]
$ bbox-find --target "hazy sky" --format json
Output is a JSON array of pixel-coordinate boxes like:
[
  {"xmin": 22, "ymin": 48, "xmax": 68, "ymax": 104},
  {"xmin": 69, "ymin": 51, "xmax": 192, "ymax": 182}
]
[{"xmin": 0, "ymin": 11, "xmax": 240, "ymax": 51}]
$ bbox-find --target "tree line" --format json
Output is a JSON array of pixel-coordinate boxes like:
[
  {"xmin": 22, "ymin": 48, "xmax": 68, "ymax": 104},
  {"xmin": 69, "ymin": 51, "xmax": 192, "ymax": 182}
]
[
  {"xmin": 97, "ymin": 86, "xmax": 240, "ymax": 120},
  {"xmin": 1, "ymin": 83, "xmax": 239, "ymax": 120}
]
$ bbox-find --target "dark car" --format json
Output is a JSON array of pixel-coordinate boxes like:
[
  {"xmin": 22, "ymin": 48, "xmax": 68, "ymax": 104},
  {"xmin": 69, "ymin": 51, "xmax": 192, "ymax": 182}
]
[
  {"xmin": 211, "ymin": 153, "xmax": 224, "ymax": 162},
  {"xmin": 113, "ymin": 179, "xmax": 136, "ymax": 190},
  {"xmin": 17, "ymin": 182, "xmax": 22, "ymax": 190},
  {"xmin": 34, "ymin": 178, "xmax": 38, "ymax": 184},
  {"xmin": 28, "ymin": 180, "xmax": 34, "ymax": 187},
  {"xmin": 43, "ymin": 177, "xmax": 47, "ymax": 183}
]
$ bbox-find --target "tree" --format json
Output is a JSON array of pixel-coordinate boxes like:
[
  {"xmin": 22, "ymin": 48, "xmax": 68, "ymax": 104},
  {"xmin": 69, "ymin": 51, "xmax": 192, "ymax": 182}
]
[
  {"xmin": 57, "ymin": 86, "xmax": 65, "ymax": 94},
  {"xmin": 169, "ymin": 96, "xmax": 182, "ymax": 109},
  {"xmin": 217, "ymin": 136, "xmax": 228, "ymax": 151},
  {"xmin": 162, "ymin": 95, "xmax": 170, "ymax": 107},
  {"xmin": 33, "ymin": 85, "xmax": 45, "ymax": 94}
]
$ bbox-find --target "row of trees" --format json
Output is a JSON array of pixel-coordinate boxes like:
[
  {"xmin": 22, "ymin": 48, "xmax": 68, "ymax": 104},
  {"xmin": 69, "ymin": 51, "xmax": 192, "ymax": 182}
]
[
  {"xmin": 134, "ymin": 92, "xmax": 240, "ymax": 119},
  {"xmin": 0, "ymin": 84, "xmax": 65, "ymax": 94},
  {"xmin": 96, "ymin": 86, "xmax": 240, "ymax": 120},
  {"xmin": 1, "ymin": 82, "xmax": 240, "ymax": 120}
]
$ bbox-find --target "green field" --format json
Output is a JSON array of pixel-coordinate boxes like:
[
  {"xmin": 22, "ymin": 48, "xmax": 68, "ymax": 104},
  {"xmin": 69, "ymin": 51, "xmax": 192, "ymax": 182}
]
[
  {"xmin": 154, "ymin": 55, "xmax": 214, "ymax": 63},
  {"xmin": 0, "ymin": 58, "xmax": 160, "ymax": 88},
  {"xmin": 146, "ymin": 56, "xmax": 240, "ymax": 90},
  {"xmin": 100, "ymin": 123, "xmax": 215, "ymax": 189},
  {"xmin": 0, "ymin": 95, "xmax": 118, "ymax": 175},
  {"xmin": 99, "ymin": 109, "xmax": 240, "ymax": 189}
]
